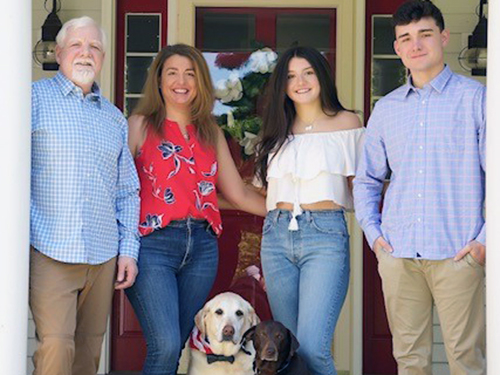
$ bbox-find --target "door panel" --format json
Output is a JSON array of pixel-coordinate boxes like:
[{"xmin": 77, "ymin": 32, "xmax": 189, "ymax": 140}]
[
  {"xmin": 111, "ymin": 0, "xmax": 167, "ymax": 370},
  {"xmin": 363, "ymin": 238, "xmax": 397, "ymax": 374},
  {"xmin": 363, "ymin": 2, "xmax": 405, "ymax": 373}
]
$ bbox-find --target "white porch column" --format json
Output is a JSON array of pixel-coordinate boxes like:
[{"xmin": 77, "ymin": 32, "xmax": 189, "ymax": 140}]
[
  {"xmin": 487, "ymin": 0, "xmax": 500, "ymax": 373},
  {"xmin": 0, "ymin": 0, "xmax": 32, "ymax": 373}
]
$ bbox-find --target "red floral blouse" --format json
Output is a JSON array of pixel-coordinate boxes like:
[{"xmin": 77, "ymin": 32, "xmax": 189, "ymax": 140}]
[{"xmin": 135, "ymin": 119, "xmax": 222, "ymax": 237}]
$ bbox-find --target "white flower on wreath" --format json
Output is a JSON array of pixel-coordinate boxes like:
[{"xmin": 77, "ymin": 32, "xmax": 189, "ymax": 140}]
[
  {"xmin": 215, "ymin": 72, "xmax": 243, "ymax": 103},
  {"xmin": 226, "ymin": 110, "xmax": 235, "ymax": 128},
  {"xmin": 239, "ymin": 131, "xmax": 259, "ymax": 156},
  {"xmin": 248, "ymin": 48, "xmax": 278, "ymax": 74}
]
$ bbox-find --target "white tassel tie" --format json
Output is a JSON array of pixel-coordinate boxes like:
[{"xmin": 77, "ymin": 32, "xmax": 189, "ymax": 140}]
[
  {"xmin": 288, "ymin": 200, "xmax": 302, "ymax": 231},
  {"xmin": 288, "ymin": 178, "xmax": 302, "ymax": 231}
]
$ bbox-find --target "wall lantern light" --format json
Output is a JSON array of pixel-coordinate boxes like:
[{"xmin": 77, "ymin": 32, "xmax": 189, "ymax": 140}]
[
  {"xmin": 33, "ymin": 0, "xmax": 62, "ymax": 71},
  {"xmin": 458, "ymin": 0, "xmax": 487, "ymax": 76}
]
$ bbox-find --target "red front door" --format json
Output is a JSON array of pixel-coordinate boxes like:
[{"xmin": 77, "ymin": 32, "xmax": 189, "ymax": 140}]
[
  {"xmin": 111, "ymin": 0, "xmax": 167, "ymax": 370},
  {"xmin": 362, "ymin": 0, "xmax": 406, "ymax": 373}
]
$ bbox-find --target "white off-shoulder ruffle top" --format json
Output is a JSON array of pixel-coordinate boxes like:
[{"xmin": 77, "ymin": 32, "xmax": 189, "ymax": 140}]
[{"xmin": 266, "ymin": 127, "xmax": 365, "ymax": 230}]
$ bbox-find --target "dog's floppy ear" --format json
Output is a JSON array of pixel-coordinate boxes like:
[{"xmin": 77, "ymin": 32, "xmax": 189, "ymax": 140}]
[
  {"xmin": 286, "ymin": 329, "xmax": 300, "ymax": 361},
  {"xmin": 242, "ymin": 325, "xmax": 256, "ymax": 343},
  {"xmin": 248, "ymin": 306, "xmax": 261, "ymax": 327},
  {"xmin": 194, "ymin": 306, "xmax": 208, "ymax": 337}
]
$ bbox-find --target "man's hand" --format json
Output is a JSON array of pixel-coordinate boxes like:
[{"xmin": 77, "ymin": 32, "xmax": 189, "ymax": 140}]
[
  {"xmin": 454, "ymin": 240, "xmax": 486, "ymax": 265},
  {"xmin": 115, "ymin": 256, "xmax": 138, "ymax": 289},
  {"xmin": 373, "ymin": 236, "xmax": 393, "ymax": 255}
]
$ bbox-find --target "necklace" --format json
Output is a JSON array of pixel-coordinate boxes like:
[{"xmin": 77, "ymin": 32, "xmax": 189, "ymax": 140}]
[{"xmin": 298, "ymin": 113, "xmax": 323, "ymax": 132}]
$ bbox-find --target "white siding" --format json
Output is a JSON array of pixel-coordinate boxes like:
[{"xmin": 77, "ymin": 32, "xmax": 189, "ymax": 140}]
[{"xmin": 439, "ymin": 0, "xmax": 487, "ymax": 85}]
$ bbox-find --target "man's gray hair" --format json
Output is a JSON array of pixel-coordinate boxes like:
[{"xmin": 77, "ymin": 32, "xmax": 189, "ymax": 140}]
[{"xmin": 56, "ymin": 16, "xmax": 107, "ymax": 52}]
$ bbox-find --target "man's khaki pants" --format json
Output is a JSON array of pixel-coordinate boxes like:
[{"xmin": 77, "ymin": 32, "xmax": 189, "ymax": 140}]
[
  {"xmin": 29, "ymin": 249, "xmax": 117, "ymax": 375},
  {"xmin": 377, "ymin": 250, "xmax": 486, "ymax": 375}
]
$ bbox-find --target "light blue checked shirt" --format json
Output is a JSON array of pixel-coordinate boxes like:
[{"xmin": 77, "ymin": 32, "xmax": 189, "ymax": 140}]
[
  {"xmin": 31, "ymin": 72, "xmax": 140, "ymax": 264},
  {"xmin": 353, "ymin": 66, "xmax": 486, "ymax": 260}
]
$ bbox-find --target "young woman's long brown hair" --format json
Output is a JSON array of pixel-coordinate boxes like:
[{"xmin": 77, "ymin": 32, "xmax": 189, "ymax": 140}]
[{"xmin": 133, "ymin": 44, "xmax": 218, "ymax": 147}]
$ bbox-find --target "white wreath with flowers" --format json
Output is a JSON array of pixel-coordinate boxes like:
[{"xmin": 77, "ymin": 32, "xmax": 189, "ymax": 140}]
[{"xmin": 214, "ymin": 48, "xmax": 278, "ymax": 157}]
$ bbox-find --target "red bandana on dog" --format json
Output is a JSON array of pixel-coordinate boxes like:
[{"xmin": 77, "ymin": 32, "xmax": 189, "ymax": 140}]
[{"xmin": 189, "ymin": 326, "xmax": 214, "ymax": 355}]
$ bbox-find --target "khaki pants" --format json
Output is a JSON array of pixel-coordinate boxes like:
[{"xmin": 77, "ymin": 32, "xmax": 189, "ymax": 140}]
[
  {"xmin": 29, "ymin": 248, "xmax": 117, "ymax": 375},
  {"xmin": 377, "ymin": 250, "xmax": 486, "ymax": 375}
]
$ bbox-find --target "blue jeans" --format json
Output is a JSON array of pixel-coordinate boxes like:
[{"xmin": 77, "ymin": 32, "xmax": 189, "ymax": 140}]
[
  {"xmin": 125, "ymin": 219, "xmax": 219, "ymax": 375},
  {"xmin": 261, "ymin": 209, "xmax": 350, "ymax": 375}
]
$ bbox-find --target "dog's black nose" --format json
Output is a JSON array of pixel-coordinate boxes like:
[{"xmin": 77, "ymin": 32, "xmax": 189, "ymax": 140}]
[
  {"xmin": 266, "ymin": 347, "xmax": 276, "ymax": 357},
  {"xmin": 222, "ymin": 325, "xmax": 235, "ymax": 340}
]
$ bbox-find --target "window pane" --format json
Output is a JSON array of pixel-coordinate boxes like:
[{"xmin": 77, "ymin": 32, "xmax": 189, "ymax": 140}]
[
  {"xmin": 373, "ymin": 17, "xmax": 395, "ymax": 55},
  {"xmin": 127, "ymin": 15, "xmax": 160, "ymax": 53},
  {"xmin": 125, "ymin": 97, "xmax": 140, "ymax": 118},
  {"xmin": 277, "ymin": 14, "xmax": 330, "ymax": 52},
  {"xmin": 202, "ymin": 13, "xmax": 255, "ymax": 51},
  {"xmin": 372, "ymin": 59, "xmax": 407, "ymax": 96},
  {"xmin": 126, "ymin": 56, "xmax": 154, "ymax": 94}
]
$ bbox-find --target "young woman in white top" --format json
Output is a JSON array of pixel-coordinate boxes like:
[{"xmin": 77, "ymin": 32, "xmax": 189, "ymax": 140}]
[{"xmin": 255, "ymin": 46, "xmax": 364, "ymax": 375}]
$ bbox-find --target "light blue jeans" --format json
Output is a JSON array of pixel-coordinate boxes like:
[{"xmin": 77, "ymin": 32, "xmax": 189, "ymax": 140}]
[
  {"xmin": 125, "ymin": 219, "xmax": 219, "ymax": 375},
  {"xmin": 261, "ymin": 209, "xmax": 350, "ymax": 375}
]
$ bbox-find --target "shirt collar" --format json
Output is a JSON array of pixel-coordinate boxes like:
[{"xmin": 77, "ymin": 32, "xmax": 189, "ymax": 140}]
[
  {"xmin": 403, "ymin": 65, "xmax": 452, "ymax": 98},
  {"xmin": 427, "ymin": 65, "xmax": 452, "ymax": 94},
  {"xmin": 54, "ymin": 71, "xmax": 102, "ymax": 104}
]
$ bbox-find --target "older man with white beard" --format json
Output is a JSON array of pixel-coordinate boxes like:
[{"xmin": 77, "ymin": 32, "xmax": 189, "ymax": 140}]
[{"xmin": 30, "ymin": 16, "xmax": 140, "ymax": 375}]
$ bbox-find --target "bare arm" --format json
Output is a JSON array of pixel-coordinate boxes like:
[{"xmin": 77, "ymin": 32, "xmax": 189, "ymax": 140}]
[
  {"xmin": 128, "ymin": 115, "xmax": 148, "ymax": 157},
  {"xmin": 216, "ymin": 129, "xmax": 267, "ymax": 217}
]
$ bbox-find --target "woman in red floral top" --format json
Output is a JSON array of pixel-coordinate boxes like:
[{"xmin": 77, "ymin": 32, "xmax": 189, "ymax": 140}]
[{"xmin": 125, "ymin": 44, "xmax": 266, "ymax": 375}]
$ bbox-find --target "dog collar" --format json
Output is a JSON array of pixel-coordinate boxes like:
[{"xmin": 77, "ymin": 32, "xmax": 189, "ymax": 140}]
[
  {"xmin": 206, "ymin": 353, "xmax": 236, "ymax": 364},
  {"xmin": 276, "ymin": 358, "xmax": 291, "ymax": 373},
  {"xmin": 205, "ymin": 338, "xmax": 252, "ymax": 365},
  {"xmin": 239, "ymin": 336, "xmax": 253, "ymax": 356}
]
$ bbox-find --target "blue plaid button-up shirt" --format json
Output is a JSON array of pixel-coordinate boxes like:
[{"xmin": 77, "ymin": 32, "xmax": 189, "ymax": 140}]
[
  {"xmin": 353, "ymin": 66, "xmax": 486, "ymax": 260},
  {"xmin": 31, "ymin": 72, "xmax": 140, "ymax": 264}
]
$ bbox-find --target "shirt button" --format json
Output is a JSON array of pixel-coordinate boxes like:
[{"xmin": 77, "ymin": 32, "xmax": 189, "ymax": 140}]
[
  {"xmin": 419, "ymin": 122, "xmax": 424, "ymax": 127},
  {"xmin": 419, "ymin": 145, "xmax": 424, "ymax": 150},
  {"xmin": 417, "ymin": 218, "xmax": 422, "ymax": 222},
  {"xmin": 422, "ymin": 100, "xmax": 426, "ymax": 104},
  {"xmin": 417, "ymin": 193, "xmax": 422, "ymax": 198},
  {"xmin": 419, "ymin": 169, "xmax": 424, "ymax": 174}
]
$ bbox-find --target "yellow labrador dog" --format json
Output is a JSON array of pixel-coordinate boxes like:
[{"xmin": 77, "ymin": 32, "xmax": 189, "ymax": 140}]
[{"xmin": 187, "ymin": 292, "xmax": 260, "ymax": 375}]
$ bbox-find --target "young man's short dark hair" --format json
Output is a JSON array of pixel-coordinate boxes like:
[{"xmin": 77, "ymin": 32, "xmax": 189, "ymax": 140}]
[{"xmin": 393, "ymin": 0, "xmax": 445, "ymax": 32}]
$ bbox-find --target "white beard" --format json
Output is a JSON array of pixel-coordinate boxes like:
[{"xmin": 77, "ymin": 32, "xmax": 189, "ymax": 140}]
[{"xmin": 72, "ymin": 67, "xmax": 96, "ymax": 86}]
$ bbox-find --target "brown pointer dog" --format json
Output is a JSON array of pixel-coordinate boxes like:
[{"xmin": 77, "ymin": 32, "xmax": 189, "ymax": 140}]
[{"xmin": 243, "ymin": 321, "xmax": 311, "ymax": 375}]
